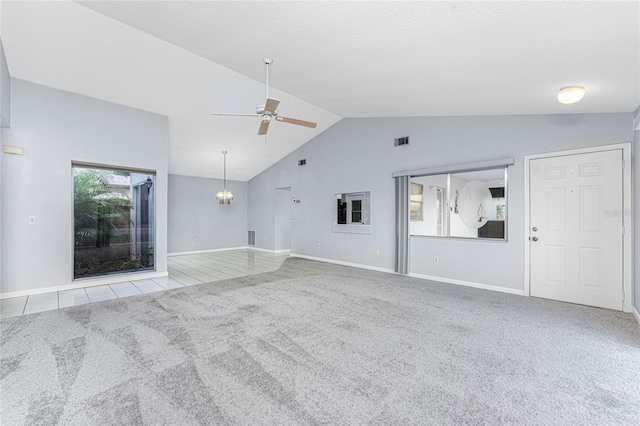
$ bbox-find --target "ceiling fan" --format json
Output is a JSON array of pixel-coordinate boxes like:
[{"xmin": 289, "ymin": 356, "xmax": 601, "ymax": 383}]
[{"xmin": 211, "ymin": 57, "xmax": 317, "ymax": 136}]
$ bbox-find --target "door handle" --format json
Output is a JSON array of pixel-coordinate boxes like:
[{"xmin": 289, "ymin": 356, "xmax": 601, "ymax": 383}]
[
  {"xmin": 531, "ymin": 236, "xmax": 539, "ymax": 242},
  {"xmin": 532, "ymin": 227, "xmax": 538, "ymax": 232}
]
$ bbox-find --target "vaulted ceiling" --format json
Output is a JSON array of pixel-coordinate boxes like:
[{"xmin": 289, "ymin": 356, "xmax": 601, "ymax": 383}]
[{"xmin": 2, "ymin": 1, "xmax": 638, "ymax": 180}]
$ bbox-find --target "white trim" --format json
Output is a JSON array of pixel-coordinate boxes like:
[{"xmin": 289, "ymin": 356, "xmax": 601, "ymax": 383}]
[
  {"xmin": 248, "ymin": 246, "xmax": 291, "ymax": 254},
  {"xmin": 523, "ymin": 142, "xmax": 633, "ymax": 312},
  {"xmin": 633, "ymin": 306, "xmax": 640, "ymax": 325},
  {"xmin": 168, "ymin": 246, "xmax": 248, "ymax": 256},
  {"xmin": 0, "ymin": 270, "xmax": 169, "ymax": 300},
  {"xmin": 332, "ymin": 224, "xmax": 373, "ymax": 234},
  {"xmin": 524, "ymin": 154, "xmax": 531, "ymax": 297},
  {"xmin": 393, "ymin": 157, "xmax": 515, "ymax": 178},
  {"xmin": 290, "ymin": 253, "xmax": 523, "ymax": 296},
  {"xmin": 408, "ymin": 272, "xmax": 525, "ymax": 296},
  {"xmin": 290, "ymin": 253, "xmax": 395, "ymax": 274}
]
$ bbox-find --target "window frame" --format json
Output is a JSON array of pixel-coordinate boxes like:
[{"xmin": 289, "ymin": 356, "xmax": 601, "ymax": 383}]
[
  {"xmin": 333, "ymin": 191, "xmax": 372, "ymax": 234},
  {"xmin": 71, "ymin": 162, "xmax": 157, "ymax": 280},
  {"xmin": 408, "ymin": 166, "xmax": 509, "ymax": 242}
]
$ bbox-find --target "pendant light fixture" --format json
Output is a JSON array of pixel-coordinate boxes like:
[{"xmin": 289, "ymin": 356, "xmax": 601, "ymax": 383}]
[{"xmin": 215, "ymin": 150, "xmax": 233, "ymax": 204}]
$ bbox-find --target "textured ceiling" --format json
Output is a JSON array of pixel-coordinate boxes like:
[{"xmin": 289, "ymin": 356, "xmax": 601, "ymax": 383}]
[
  {"xmin": 1, "ymin": 1, "xmax": 639, "ymax": 180},
  {"xmin": 78, "ymin": 0, "xmax": 640, "ymax": 117}
]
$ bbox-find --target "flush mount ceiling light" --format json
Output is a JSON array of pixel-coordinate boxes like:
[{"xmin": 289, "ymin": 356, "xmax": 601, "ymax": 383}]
[
  {"xmin": 557, "ymin": 86, "xmax": 586, "ymax": 104},
  {"xmin": 215, "ymin": 150, "xmax": 233, "ymax": 205}
]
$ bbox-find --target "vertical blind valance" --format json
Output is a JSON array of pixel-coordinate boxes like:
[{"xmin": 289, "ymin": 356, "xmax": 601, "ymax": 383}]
[{"xmin": 392, "ymin": 157, "xmax": 515, "ymax": 178}]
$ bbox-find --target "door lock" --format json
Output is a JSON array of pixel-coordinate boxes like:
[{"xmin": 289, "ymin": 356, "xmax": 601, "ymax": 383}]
[{"xmin": 532, "ymin": 227, "xmax": 538, "ymax": 232}]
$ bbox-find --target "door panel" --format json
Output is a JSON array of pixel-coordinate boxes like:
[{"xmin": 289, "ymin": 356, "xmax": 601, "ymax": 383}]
[{"xmin": 529, "ymin": 149, "xmax": 623, "ymax": 310}]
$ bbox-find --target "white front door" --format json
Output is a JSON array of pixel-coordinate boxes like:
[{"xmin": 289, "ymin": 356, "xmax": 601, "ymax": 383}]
[{"xmin": 529, "ymin": 149, "xmax": 624, "ymax": 310}]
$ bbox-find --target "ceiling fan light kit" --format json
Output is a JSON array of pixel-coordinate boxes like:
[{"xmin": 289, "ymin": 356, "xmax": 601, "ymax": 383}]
[
  {"xmin": 215, "ymin": 150, "xmax": 233, "ymax": 205},
  {"xmin": 557, "ymin": 86, "xmax": 586, "ymax": 104},
  {"xmin": 212, "ymin": 57, "xmax": 317, "ymax": 137}
]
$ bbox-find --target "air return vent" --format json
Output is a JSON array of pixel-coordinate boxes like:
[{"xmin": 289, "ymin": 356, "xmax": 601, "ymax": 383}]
[
  {"xmin": 248, "ymin": 231, "xmax": 256, "ymax": 246},
  {"xmin": 298, "ymin": 159, "xmax": 307, "ymax": 166},
  {"xmin": 394, "ymin": 136, "xmax": 409, "ymax": 146}
]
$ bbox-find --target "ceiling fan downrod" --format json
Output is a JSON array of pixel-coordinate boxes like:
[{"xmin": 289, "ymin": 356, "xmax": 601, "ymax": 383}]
[{"xmin": 264, "ymin": 57, "xmax": 273, "ymax": 101}]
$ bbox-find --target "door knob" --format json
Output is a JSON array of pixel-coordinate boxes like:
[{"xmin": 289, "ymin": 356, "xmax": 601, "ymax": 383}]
[
  {"xmin": 532, "ymin": 236, "xmax": 539, "ymax": 242},
  {"xmin": 532, "ymin": 227, "xmax": 538, "ymax": 232}
]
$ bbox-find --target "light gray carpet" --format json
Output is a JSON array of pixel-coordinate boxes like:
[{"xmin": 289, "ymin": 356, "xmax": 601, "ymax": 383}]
[{"xmin": 1, "ymin": 258, "xmax": 639, "ymax": 425}]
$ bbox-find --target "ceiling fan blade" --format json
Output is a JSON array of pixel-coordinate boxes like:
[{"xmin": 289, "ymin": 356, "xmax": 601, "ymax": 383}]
[
  {"xmin": 211, "ymin": 112, "xmax": 260, "ymax": 117},
  {"xmin": 258, "ymin": 120, "xmax": 270, "ymax": 135},
  {"xmin": 264, "ymin": 98, "xmax": 280, "ymax": 114},
  {"xmin": 275, "ymin": 116, "xmax": 317, "ymax": 129}
]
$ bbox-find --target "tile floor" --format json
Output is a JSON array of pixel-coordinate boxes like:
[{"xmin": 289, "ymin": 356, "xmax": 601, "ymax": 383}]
[{"xmin": 0, "ymin": 249, "xmax": 289, "ymax": 320}]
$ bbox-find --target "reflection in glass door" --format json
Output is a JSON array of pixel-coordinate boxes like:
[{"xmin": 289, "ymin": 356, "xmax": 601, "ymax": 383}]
[{"xmin": 436, "ymin": 187, "xmax": 445, "ymax": 236}]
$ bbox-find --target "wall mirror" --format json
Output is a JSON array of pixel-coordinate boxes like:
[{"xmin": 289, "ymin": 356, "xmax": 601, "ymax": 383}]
[{"xmin": 409, "ymin": 167, "xmax": 507, "ymax": 240}]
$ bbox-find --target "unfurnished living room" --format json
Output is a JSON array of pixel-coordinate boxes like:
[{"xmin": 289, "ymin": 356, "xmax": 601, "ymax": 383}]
[{"xmin": 0, "ymin": 1, "xmax": 639, "ymax": 425}]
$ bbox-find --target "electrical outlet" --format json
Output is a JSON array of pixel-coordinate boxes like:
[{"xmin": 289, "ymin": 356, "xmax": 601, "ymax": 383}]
[
  {"xmin": 317, "ymin": 243, "xmax": 321, "ymax": 248},
  {"xmin": 434, "ymin": 256, "xmax": 439, "ymax": 264},
  {"xmin": 375, "ymin": 250, "xmax": 379, "ymax": 255},
  {"xmin": 194, "ymin": 239, "xmax": 198, "ymax": 244}
]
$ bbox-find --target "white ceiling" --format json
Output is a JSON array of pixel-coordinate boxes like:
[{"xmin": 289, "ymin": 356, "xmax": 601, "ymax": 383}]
[{"xmin": 2, "ymin": 1, "xmax": 639, "ymax": 180}]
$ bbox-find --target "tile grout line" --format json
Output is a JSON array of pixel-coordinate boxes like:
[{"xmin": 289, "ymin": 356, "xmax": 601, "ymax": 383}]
[{"xmin": 4, "ymin": 251, "xmax": 288, "ymax": 318}]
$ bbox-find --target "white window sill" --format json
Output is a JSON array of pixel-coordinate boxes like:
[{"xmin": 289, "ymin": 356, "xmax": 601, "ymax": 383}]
[{"xmin": 332, "ymin": 224, "xmax": 372, "ymax": 234}]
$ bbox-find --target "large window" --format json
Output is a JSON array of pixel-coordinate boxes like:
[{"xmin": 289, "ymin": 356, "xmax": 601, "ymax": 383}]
[
  {"xmin": 409, "ymin": 167, "xmax": 507, "ymax": 240},
  {"xmin": 73, "ymin": 164, "xmax": 155, "ymax": 279}
]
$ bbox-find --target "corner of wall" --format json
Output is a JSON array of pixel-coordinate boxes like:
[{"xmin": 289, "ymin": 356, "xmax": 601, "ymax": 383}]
[
  {"xmin": 633, "ymin": 105, "xmax": 640, "ymax": 316},
  {"xmin": 0, "ymin": 35, "xmax": 9, "ymax": 293},
  {"xmin": 0, "ymin": 36, "xmax": 10, "ymax": 128}
]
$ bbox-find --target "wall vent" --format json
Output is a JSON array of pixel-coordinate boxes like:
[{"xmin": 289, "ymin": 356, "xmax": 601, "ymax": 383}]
[
  {"xmin": 248, "ymin": 230, "xmax": 256, "ymax": 246},
  {"xmin": 394, "ymin": 136, "xmax": 410, "ymax": 146},
  {"xmin": 298, "ymin": 159, "xmax": 307, "ymax": 166}
]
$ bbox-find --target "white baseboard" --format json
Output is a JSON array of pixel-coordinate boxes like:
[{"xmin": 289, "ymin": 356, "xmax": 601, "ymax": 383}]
[
  {"xmin": 633, "ymin": 306, "xmax": 640, "ymax": 325},
  {"xmin": 169, "ymin": 246, "xmax": 291, "ymax": 256},
  {"xmin": 408, "ymin": 272, "xmax": 525, "ymax": 296},
  {"xmin": 168, "ymin": 246, "xmax": 248, "ymax": 256},
  {"xmin": 289, "ymin": 254, "xmax": 523, "ymax": 296},
  {"xmin": 248, "ymin": 247, "xmax": 291, "ymax": 254},
  {"xmin": 290, "ymin": 253, "xmax": 395, "ymax": 274},
  {"xmin": 0, "ymin": 270, "xmax": 169, "ymax": 300}
]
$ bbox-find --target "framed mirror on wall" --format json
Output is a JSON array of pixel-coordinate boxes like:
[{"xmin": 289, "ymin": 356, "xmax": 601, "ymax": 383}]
[{"xmin": 409, "ymin": 166, "xmax": 507, "ymax": 240}]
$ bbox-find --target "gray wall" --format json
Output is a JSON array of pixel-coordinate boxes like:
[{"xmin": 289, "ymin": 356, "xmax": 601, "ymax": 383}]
[
  {"xmin": 248, "ymin": 113, "xmax": 634, "ymax": 293},
  {"xmin": 168, "ymin": 174, "xmax": 247, "ymax": 254},
  {"xmin": 0, "ymin": 38, "xmax": 9, "ymax": 128},
  {"xmin": 1, "ymin": 79, "xmax": 169, "ymax": 294},
  {"xmin": 0, "ymin": 37, "xmax": 8, "ymax": 292},
  {"xmin": 634, "ymin": 107, "xmax": 640, "ymax": 314}
]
